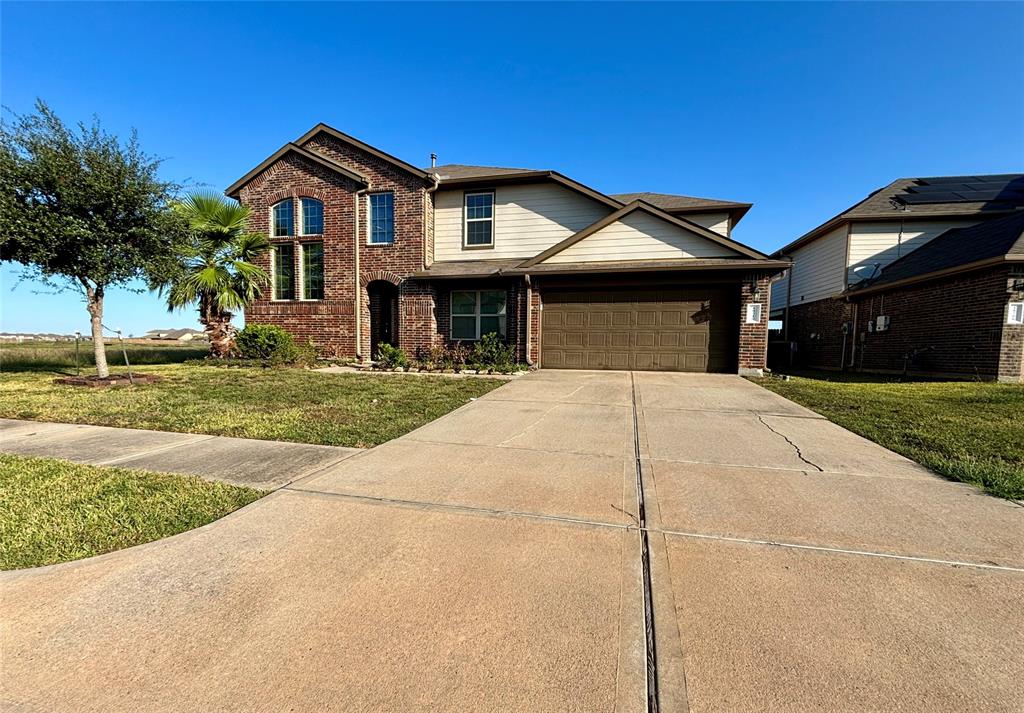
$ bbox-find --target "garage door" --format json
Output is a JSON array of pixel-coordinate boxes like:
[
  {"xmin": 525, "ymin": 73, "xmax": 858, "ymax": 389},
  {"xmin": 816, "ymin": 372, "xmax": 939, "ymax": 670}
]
[{"xmin": 541, "ymin": 287, "xmax": 737, "ymax": 372}]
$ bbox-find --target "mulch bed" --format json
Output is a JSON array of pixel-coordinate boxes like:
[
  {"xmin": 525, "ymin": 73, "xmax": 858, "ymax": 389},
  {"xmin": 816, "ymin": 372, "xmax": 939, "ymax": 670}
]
[{"xmin": 53, "ymin": 374, "xmax": 163, "ymax": 388}]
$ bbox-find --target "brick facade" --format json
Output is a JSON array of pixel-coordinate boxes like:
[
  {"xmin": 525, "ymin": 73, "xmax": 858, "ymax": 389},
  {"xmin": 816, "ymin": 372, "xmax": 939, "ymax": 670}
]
[
  {"xmin": 850, "ymin": 266, "xmax": 1023, "ymax": 382},
  {"xmin": 738, "ymin": 272, "xmax": 772, "ymax": 375},
  {"xmin": 235, "ymin": 127, "xmax": 778, "ymax": 372},
  {"xmin": 240, "ymin": 135, "xmax": 432, "ymax": 359},
  {"xmin": 777, "ymin": 298, "xmax": 854, "ymax": 371}
]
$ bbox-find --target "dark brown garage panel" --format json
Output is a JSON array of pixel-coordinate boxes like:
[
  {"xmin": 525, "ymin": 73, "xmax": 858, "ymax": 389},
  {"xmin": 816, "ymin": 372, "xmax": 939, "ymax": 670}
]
[{"xmin": 541, "ymin": 287, "xmax": 738, "ymax": 372}]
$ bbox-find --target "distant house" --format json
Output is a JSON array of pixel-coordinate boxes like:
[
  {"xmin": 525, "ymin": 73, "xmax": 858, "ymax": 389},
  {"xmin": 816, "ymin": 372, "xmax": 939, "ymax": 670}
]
[
  {"xmin": 142, "ymin": 328, "xmax": 206, "ymax": 342},
  {"xmin": 771, "ymin": 174, "xmax": 1024, "ymax": 381}
]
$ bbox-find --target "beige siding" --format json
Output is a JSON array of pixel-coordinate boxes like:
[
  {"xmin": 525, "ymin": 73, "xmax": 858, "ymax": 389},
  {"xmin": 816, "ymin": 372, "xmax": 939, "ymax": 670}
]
[
  {"xmin": 543, "ymin": 211, "xmax": 737, "ymax": 264},
  {"xmin": 785, "ymin": 225, "xmax": 848, "ymax": 305},
  {"xmin": 684, "ymin": 212, "xmax": 730, "ymax": 236},
  {"xmin": 433, "ymin": 183, "xmax": 610, "ymax": 261},
  {"xmin": 846, "ymin": 219, "xmax": 981, "ymax": 285},
  {"xmin": 770, "ymin": 269, "xmax": 790, "ymax": 311}
]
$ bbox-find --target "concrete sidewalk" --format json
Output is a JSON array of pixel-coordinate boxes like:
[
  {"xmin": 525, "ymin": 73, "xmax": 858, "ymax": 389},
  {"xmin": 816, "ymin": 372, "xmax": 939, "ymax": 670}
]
[{"xmin": 0, "ymin": 419, "xmax": 360, "ymax": 489}]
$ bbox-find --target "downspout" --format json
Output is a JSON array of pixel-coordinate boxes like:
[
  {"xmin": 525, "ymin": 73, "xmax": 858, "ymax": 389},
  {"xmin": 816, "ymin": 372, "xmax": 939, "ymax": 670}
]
[
  {"xmin": 354, "ymin": 185, "xmax": 369, "ymax": 360},
  {"xmin": 849, "ymin": 300, "xmax": 859, "ymax": 371}
]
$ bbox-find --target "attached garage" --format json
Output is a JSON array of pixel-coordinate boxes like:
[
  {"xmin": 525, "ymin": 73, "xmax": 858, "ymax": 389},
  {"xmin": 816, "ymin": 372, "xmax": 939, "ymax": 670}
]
[{"xmin": 540, "ymin": 286, "xmax": 739, "ymax": 372}]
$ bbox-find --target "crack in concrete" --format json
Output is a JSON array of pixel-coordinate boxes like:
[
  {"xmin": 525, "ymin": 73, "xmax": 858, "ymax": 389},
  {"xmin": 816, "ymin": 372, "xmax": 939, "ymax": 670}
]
[{"xmin": 756, "ymin": 415, "xmax": 824, "ymax": 472}]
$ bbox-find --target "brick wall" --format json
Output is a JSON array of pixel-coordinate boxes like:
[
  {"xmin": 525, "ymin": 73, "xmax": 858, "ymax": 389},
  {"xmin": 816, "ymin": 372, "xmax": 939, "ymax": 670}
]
[
  {"xmin": 239, "ymin": 133, "xmax": 431, "ymax": 359},
  {"xmin": 851, "ymin": 265, "xmax": 1021, "ymax": 381},
  {"xmin": 738, "ymin": 272, "xmax": 772, "ymax": 374},
  {"xmin": 780, "ymin": 297, "xmax": 854, "ymax": 371}
]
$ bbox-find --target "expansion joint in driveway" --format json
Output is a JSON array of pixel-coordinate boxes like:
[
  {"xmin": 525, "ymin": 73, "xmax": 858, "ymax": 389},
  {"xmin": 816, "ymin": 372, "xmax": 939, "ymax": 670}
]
[{"xmin": 630, "ymin": 372, "xmax": 660, "ymax": 713}]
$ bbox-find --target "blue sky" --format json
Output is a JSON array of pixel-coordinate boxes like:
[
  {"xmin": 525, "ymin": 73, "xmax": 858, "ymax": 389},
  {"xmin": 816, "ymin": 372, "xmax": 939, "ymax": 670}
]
[{"xmin": 2, "ymin": 1, "xmax": 1022, "ymax": 335}]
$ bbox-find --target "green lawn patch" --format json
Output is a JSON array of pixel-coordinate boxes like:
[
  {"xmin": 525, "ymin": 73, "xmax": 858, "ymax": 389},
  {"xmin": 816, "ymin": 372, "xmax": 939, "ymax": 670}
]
[
  {"xmin": 0, "ymin": 364, "xmax": 505, "ymax": 448},
  {"xmin": 754, "ymin": 372, "xmax": 1024, "ymax": 500},
  {"xmin": 0, "ymin": 453, "xmax": 264, "ymax": 570}
]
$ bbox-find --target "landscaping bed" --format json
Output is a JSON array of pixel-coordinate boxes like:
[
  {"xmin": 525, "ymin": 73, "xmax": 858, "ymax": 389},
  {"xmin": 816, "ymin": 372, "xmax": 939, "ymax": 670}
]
[
  {"xmin": 0, "ymin": 453, "xmax": 263, "ymax": 570},
  {"xmin": 0, "ymin": 364, "xmax": 505, "ymax": 448},
  {"xmin": 754, "ymin": 371, "xmax": 1024, "ymax": 500}
]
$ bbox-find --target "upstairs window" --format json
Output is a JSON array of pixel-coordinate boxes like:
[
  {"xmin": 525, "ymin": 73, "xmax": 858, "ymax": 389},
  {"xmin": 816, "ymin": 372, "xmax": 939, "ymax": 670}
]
[
  {"xmin": 368, "ymin": 192, "xmax": 394, "ymax": 244},
  {"xmin": 273, "ymin": 244, "xmax": 295, "ymax": 300},
  {"xmin": 464, "ymin": 192, "xmax": 494, "ymax": 247},
  {"xmin": 301, "ymin": 242, "xmax": 324, "ymax": 300},
  {"xmin": 301, "ymin": 198, "xmax": 323, "ymax": 235},
  {"xmin": 272, "ymin": 199, "xmax": 294, "ymax": 237},
  {"xmin": 451, "ymin": 290, "xmax": 506, "ymax": 340}
]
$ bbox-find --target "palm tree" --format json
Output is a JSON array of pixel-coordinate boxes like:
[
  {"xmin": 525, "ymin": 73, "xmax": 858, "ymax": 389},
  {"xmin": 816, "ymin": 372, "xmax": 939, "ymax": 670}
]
[{"xmin": 155, "ymin": 192, "xmax": 269, "ymax": 357}]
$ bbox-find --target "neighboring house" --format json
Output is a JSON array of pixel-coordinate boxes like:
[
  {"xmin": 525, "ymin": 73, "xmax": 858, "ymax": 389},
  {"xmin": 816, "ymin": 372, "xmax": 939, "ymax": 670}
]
[
  {"xmin": 142, "ymin": 328, "xmax": 206, "ymax": 342},
  {"xmin": 771, "ymin": 174, "xmax": 1024, "ymax": 381},
  {"xmin": 225, "ymin": 123, "xmax": 786, "ymax": 373}
]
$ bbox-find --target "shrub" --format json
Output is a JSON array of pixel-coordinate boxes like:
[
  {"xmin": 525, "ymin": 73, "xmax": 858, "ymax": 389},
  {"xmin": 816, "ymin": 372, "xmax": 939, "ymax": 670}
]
[
  {"xmin": 470, "ymin": 332, "xmax": 515, "ymax": 368},
  {"xmin": 375, "ymin": 343, "xmax": 408, "ymax": 369},
  {"xmin": 235, "ymin": 324, "xmax": 298, "ymax": 364}
]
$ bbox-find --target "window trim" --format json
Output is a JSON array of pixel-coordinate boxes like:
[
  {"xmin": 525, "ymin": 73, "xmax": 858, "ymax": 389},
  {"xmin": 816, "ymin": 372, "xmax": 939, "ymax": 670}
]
[
  {"xmin": 299, "ymin": 197, "xmax": 324, "ymax": 237},
  {"xmin": 1009, "ymin": 301, "xmax": 1024, "ymax": 325},
  {"xmin": 270, "ymin": 242, "xmax": 296, "ymax": 301},
  {"xmin": 450, "ymin": 289, "xmax": 507, "ymax": 341},
  {"xmin": 462, "ymin": 190, "xmax": 495, "ymax": 250},
  {"xmin": 271, "ymin": 198, "xmax": 294, "ymax": 238},
  {"xmin": 298, "ymin": 241, "xmax": 324, "ymax": 301},
  {"xmin": 366, "ymin": 191, "xmax": 395, "ymax": 246}
]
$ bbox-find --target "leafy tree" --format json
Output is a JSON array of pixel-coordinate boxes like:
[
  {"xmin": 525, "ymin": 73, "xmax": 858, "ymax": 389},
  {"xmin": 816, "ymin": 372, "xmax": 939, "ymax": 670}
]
[
  {"xmin": 0, "ymin": 100, "xmax": 182, "ymax": 377},
  {"xmin": 151, "ymin": 192, "xmax": 269, "ymax": 357}
]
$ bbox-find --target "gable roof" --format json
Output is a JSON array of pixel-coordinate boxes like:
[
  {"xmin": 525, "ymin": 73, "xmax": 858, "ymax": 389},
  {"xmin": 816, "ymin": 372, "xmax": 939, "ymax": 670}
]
[
  {"xmin": 296, "ymin": 123, "xmax": 431, "ymax": 180},
  {"xmin": 847, "ymin": 211, "xmax": 1024, "ymax": 296},
  {"xmin": 775, "ymin": 173, "xmax": 1024, "ymax": 256},
  {"xmin": 429, "ymin": 165, "xmax": 623, "ymax": 210},
  {"xmin": 610, "ymin": 192, "xmax": 752, "ymax": 225},
  {"xmin": 519, "ymin": 200, "xmax": 768, "ymax": 268},
  {"xmin": 225, "ymin": 143, "xmax": 368, "ymax": 198}
]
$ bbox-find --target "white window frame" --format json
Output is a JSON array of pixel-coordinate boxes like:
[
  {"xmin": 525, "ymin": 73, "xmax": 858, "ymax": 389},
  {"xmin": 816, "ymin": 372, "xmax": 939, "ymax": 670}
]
[
  {"xmin": 270, "ymin": 243, "xmax": 296, "ymax": 301},
  {"xmin": 298, "ymin": 241, "xmax": 324, "ymax": 301},
  {"xmin": 450, "ymin": 290, "xmax": 507, "ymax": 341},
  {"xmin": 367, "ymin": 192, "xmax": 395, "ymax": 245},
  {"xmin": 745, "ymin": 303, "xmax": 763, "ymax": 324},
  {"xmin": 299, "ymin": 197, "xmax": 324, "ymax": 237},
  {"xmin": 463, "ymin": 191, "xmax": 495, "ymax": 249},
  {"xmin": 271, "ymin": 199, "xmax": 294, "ymax": 238},
  {"xmin": 1009, "ymin": 301, "xmax": 1024, "ymax": 325}
]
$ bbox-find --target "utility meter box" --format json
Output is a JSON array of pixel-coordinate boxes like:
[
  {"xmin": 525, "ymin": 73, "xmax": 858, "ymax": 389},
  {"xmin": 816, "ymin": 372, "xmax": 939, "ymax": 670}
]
[{"xmin": 875, "ymin": 315, "xmax": 891, "ymax": 332}]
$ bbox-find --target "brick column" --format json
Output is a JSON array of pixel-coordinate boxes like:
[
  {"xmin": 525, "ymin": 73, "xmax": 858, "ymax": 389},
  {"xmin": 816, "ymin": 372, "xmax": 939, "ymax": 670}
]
[{"xmin": 738, "ymin": 273, "xmax": 771, "ymax": 376}]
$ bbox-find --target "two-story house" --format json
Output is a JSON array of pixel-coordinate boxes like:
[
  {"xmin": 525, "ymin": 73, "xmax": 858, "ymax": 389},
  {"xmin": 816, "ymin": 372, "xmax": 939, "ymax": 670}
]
[
  {"xmin": 770, "ymin": 174, "xmax": 1024, "ymax": 381},
  {"xmin": 226, "ymin": 123, "xmax": 787, "ymax": 373}
]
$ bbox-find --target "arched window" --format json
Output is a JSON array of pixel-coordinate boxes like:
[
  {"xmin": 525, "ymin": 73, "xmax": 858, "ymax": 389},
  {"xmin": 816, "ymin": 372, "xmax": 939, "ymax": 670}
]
[
  {"xmin": 272, "ymin": 199, "xmax": 294, "ymax": 237},
  {"xmin": 301, "ymin": 198, "xmax": 324, "ymax": 235}
]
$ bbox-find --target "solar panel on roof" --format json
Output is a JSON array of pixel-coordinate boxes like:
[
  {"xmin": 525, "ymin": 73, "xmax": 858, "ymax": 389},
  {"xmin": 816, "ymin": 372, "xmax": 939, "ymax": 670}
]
[{"xmin": 899, "ymin": 192, "xmax": 974, "ymax": 204}]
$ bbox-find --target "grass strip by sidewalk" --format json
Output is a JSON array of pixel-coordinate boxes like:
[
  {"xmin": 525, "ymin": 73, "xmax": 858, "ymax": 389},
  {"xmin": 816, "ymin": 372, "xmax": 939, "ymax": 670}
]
[
  {"xmin": 0, "ymin": 453, "xmax": 265, "ymax": 570},
  {"xmin": 0, "ymin": 364, "xmax": 504, "ymax": 448},
  {"xmin": 754, "ymin": 373, "xmax": 1024, "ymax": 500}
]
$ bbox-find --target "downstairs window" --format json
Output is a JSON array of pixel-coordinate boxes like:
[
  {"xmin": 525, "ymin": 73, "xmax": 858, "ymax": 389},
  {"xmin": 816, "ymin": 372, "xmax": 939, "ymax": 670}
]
[{"xmin": 451, "ymin": 290, "xmax": 506, "ymax": 340}]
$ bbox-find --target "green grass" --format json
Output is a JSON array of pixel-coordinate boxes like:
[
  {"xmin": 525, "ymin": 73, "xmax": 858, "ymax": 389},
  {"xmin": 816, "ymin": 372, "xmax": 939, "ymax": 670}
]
[
  {"xmin": 0, "ymin": 364, "xmax": 505, "ymax": 448},
  {"xmin": 0, "ymin": 453, "xmax": 264, "ymax": 570},
  {"xmin": 754, "ymin": 371, "xmax": 1024, "ymax": 500},
  {"xmin": 0, "ymin": 340, "xmax": 207, "ymax": 372}
]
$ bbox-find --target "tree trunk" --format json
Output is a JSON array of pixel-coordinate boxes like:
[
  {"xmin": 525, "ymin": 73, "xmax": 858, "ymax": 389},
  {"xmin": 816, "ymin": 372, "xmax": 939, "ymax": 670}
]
[
  {"xmin": 200, "ymin": 299, "xmax": 236, "ymax": 358},
  {"xmin": 85, "ymin": 284, "xmax": 109, "ymax": 378}
]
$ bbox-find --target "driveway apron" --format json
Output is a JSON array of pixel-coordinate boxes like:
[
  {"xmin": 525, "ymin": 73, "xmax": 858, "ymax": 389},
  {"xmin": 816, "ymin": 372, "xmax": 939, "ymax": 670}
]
[{"xmin": 2, "ymin": 371, "xmax": 1022, "ymax": 712}]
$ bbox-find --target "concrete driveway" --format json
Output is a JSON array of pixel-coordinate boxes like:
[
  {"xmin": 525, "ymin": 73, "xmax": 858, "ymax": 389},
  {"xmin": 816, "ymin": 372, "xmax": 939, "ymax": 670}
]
[{"xmin": 2, "ymin": 371, "xmax": 1022, "ymax": 712}]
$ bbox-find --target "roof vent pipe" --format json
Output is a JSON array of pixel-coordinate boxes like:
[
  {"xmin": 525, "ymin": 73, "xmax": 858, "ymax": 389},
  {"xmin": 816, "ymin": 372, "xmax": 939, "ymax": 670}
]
[{"xmin": 430, "ymin": 153, "xmax": 437, "ymax": 168}]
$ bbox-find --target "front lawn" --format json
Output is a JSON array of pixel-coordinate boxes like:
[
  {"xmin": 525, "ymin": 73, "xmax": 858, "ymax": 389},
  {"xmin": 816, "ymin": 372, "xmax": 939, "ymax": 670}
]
[
  {"xmin": 754, "ymin": 372, "xmax": 1024, "ymax": 500},
  {"xmin": 0, "ymin": 364, "xmax": 504, "ymax": 448},
  {"xmin": 0, "ymin": 454, "xmax": 264, "ymax": 570}
]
